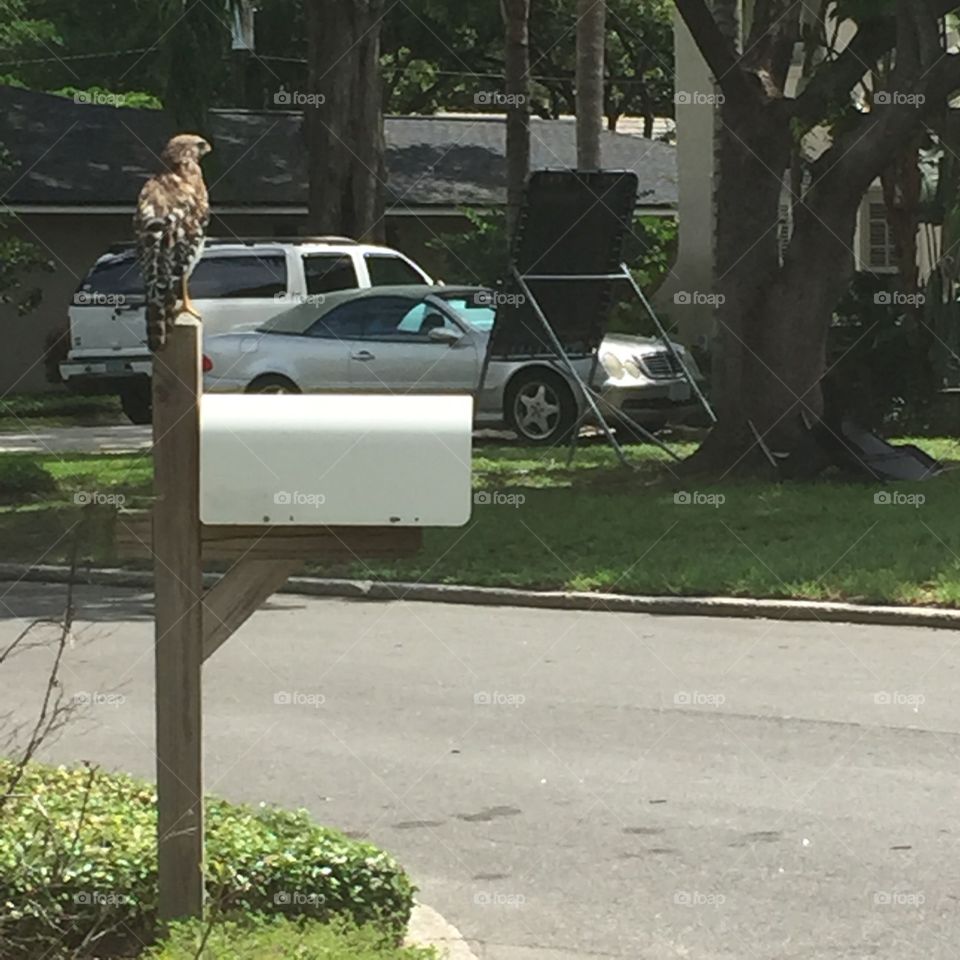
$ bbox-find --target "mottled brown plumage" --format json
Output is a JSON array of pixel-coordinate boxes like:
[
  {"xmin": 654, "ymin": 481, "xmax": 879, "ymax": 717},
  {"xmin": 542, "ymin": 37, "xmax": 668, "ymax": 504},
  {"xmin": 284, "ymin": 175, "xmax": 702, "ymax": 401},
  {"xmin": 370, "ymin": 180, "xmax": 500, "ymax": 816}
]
[{"xmin": 133, "ymin": 134, "xmax": 211, "ymax": 352}]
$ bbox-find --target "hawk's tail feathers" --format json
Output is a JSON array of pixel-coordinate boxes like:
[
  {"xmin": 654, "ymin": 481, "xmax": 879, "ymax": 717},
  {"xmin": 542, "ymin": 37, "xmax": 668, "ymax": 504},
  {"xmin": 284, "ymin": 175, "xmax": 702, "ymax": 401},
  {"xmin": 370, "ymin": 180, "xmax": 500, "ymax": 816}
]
[
  {"xmin": 140, "ymin": 215, "xmax": 177, "ymax": 353},
  {"xmin": 146, "ymin": 302, "xmax": 168, "ymax": 353},
  {"xmin": 145, "ymin": 287, "xmax": 177, "ymax": 353}
]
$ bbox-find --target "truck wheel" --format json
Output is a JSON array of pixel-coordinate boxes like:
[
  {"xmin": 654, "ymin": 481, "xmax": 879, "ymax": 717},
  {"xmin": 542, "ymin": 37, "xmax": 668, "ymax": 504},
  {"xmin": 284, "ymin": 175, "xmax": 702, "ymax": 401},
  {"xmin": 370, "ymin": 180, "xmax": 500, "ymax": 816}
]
[{"xmin": 119, "ymin": 384, "xmax": 152, "ymax": 425}]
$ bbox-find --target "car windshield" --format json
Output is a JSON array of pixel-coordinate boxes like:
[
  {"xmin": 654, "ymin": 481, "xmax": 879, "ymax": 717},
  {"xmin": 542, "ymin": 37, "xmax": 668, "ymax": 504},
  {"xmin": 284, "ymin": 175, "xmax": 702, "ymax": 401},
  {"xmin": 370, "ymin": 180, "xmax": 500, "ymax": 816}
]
[{"xmin": 440, "ymin": 294, "xmax": 496, "ymax": 332}]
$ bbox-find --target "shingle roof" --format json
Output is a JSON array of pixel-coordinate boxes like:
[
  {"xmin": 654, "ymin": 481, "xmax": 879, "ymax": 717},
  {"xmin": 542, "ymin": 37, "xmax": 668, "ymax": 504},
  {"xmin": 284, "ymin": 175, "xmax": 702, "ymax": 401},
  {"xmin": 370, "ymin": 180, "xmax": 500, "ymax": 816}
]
[{"xmin": 0, "ymin": 84, "xmax": 677, "ymax": 210}]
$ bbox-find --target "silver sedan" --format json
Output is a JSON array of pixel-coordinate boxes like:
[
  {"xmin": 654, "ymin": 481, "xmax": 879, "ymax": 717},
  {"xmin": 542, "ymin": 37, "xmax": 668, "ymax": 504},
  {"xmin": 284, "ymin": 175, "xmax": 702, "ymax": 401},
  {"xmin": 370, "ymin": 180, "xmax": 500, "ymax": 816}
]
[{"xmin": 202, "ymin": 285, "xmax": 704, "ymax": 445}]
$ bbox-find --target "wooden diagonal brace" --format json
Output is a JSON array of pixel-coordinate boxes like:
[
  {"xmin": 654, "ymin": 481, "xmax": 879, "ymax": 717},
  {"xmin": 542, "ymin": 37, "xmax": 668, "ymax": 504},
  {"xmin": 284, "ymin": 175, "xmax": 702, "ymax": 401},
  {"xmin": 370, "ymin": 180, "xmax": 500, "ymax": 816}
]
[{"xmin": 201, "ymin": 558, "xmax": 301, "ymax": 662}]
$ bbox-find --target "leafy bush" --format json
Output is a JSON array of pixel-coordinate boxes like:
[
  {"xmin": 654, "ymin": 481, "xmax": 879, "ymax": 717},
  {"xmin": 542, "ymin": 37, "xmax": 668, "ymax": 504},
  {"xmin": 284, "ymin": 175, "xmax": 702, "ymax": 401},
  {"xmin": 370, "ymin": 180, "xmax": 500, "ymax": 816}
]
[
  {"xmin": 825, "ymin": 272, "xmax": 941, "ymax": 430},
  {"xmin": 50, "ymin": 86, "xmax": 163, "ymax": 110},
  {"xmin": 426, "ymin": 208, "xmax": 510, "ymax": 287},
  {"xmin": 0, "ymin": 456, "xmax": 57, "ymax": 503},
  {"xmin": 606, "ymin": 216, "xmax": 679, "ymax": 336},
  {"xmin": 145, "ymin": 916, "xmax": 435, "ymax": 960},
  {"xmin": 426, "ymin": 208, "xmax": 679, "ymax": 332},
  {"xmin": 0, "ymin": 761, "xmax": 416, "ymax": 957},
  {"xmin": 0, "ymin": 392, "xmax": 122, "ymax": 420}
]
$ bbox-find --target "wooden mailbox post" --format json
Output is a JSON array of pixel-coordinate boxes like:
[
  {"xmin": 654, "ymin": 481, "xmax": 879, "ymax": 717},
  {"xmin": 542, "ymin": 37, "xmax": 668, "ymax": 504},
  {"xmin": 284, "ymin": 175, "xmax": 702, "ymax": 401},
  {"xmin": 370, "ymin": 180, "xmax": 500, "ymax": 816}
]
[{"xmin": 132, "ymin": 320, "xmax": 427, "ymax": 920}]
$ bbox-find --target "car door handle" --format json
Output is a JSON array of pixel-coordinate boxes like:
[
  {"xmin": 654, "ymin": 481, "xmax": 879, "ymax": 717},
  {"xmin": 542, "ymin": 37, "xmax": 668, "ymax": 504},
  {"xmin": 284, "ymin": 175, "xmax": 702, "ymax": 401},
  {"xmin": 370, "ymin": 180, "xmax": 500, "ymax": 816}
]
[{"xmin": 351, "ymin": 350, "xmax": 375, "ymax": 361}]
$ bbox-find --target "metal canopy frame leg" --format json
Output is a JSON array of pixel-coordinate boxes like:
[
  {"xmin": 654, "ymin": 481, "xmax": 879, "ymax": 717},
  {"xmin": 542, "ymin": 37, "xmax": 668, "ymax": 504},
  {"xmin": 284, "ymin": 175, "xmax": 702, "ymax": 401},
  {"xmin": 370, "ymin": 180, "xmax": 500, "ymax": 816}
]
[
  {"xmin": 512, "ymin": 266, "xmax": 631, "ymax": 468},
  {"xmin": 512, "ymin": 265, "xmax": 698, "ymax": 465},
  {"xmin": 621, "ymin": 264, "xmax": 717, "ymax": 424}
]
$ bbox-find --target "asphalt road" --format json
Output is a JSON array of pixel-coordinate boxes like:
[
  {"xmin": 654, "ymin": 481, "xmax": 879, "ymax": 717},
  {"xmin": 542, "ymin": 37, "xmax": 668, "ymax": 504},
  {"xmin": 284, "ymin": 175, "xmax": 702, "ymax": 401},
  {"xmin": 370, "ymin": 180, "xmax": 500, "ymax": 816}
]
[{"xmin": 2, "ymin": 580, "xmax": 959, "ymax": 959}]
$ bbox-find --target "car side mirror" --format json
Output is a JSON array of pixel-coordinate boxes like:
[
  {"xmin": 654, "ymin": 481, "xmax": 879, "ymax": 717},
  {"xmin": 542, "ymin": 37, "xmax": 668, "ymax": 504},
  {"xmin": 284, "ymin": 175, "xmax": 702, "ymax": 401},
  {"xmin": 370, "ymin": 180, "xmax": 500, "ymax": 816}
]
[{"xmin": 427, "ymin": 326, "xmax": 462, "ymax": 344}]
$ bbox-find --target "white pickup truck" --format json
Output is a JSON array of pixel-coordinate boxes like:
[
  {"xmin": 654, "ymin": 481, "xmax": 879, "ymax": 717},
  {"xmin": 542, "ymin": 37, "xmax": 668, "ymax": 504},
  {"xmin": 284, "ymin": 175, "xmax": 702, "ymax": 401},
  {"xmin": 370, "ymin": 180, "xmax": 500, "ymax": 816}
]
[{"xmin": 60, "ymin": 237, "xmax": 433, "ymax": 423}]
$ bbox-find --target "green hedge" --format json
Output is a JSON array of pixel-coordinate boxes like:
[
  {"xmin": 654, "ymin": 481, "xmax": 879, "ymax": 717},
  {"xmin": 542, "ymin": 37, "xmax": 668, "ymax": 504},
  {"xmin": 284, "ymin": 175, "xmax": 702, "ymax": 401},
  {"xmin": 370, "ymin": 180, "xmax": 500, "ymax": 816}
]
[
  {"xmin": 0, "ymin": 457, "xmax": 57, "ymax": 503},
  {"xmin": 145, "ymin": 917, "xmax": 435, "ymax": 960},
  {"xmin": 0, "ymin": 393, "xmax": 121, "ymax": 420},
  {"xmin": 0, "ymin": 761, "xmax": 415, "ymax": 957}
]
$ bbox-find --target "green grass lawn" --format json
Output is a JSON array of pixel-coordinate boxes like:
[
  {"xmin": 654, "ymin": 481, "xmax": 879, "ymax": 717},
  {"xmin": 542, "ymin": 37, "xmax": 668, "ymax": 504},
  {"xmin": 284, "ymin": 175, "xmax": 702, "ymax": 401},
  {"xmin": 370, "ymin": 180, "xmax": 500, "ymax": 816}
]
[{"xmin": 1, "ymin": 438, "xmax": 960, "ymax": 606}]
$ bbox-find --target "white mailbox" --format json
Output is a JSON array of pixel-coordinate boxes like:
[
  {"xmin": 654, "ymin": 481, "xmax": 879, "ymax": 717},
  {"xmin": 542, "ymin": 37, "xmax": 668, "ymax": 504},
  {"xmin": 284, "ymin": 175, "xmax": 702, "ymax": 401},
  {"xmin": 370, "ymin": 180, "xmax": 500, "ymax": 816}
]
[{"xmin": 200, "ymin": 393, "xmax": 473, "ymax": 526}]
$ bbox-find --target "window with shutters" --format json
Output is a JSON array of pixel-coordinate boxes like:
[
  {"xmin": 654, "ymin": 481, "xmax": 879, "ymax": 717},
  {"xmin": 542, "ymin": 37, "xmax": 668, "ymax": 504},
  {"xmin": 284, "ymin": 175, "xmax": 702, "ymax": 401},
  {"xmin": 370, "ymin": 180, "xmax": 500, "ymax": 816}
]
[
  {"xmin": 866, "ymin": 201, "xmax": 898, "ymax": 272},
  {"xmin": 777, "ymin": 199, "xmax": 793, "ymax": 264}
]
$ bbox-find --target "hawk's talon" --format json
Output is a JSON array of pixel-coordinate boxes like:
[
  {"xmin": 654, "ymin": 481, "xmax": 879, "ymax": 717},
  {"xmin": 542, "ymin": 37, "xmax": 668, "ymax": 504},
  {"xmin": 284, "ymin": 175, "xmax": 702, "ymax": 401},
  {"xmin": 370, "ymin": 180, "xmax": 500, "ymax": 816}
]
[{"xmin": 180, "ymin": 275, "xmax": 202, "ymax": 320}]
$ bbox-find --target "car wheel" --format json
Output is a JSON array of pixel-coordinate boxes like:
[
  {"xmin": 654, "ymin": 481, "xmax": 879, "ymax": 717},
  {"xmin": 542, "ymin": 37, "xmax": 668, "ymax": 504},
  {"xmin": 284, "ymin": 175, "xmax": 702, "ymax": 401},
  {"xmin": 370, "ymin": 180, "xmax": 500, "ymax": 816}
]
[
  {"xmin": 246, "ymin": 375, "xmax": 301, "ymax": 395},
  {"xmin": 504, "ymin": 369, "xmax": 577, "ymax": 446},
  {"xmin": 119, "ymin": 383, "xmax": 152, "ymax": 425}
]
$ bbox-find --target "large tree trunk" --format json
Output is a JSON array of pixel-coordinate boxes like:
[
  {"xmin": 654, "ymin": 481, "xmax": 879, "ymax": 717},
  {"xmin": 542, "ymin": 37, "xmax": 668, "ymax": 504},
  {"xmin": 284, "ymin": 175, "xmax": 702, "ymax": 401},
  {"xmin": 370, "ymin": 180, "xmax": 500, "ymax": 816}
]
[
  {"xmin": 697, "ymin": 97, "xmax": 886, "ymax": 472},
  {"xmin": 502, "ymin": 0, "xmax": 531, "ymax": 238},
  {"xmin": 700, "ymin": 109, "xmax": 864, "ymax": 471},
  {"xmin": 304, "ymin": 0, "xmax": 386, "ymax": 241},
  {"xmin": 675, "ymin": 0, "xmax": 960, "ymax": 475},
  {"xmin": 576, "ymin": 0, "xmax": 606, "ymax": 169}
]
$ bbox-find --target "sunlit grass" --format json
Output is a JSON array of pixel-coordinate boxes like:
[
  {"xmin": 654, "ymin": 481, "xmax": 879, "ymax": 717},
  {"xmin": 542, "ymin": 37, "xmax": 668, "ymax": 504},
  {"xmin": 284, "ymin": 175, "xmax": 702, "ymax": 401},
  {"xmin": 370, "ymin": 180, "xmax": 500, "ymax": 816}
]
[{"xmin": 0, "ymin": 439, "xmax": 959, "ymax": 606}]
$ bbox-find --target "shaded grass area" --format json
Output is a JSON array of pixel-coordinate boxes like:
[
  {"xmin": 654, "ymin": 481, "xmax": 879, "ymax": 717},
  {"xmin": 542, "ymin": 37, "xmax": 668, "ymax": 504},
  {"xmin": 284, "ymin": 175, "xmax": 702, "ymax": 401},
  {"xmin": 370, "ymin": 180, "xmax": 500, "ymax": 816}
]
[
  {"xmin": 0, "ymin": 392, "xmax": 123, "ymax": 430},
  {"xmin": 0, "ymin": 453, "xmax": 151, "ymax": 564},
  {"xmin": 1, "ymin": 439, "xmax": 960, "ymax": 606}
]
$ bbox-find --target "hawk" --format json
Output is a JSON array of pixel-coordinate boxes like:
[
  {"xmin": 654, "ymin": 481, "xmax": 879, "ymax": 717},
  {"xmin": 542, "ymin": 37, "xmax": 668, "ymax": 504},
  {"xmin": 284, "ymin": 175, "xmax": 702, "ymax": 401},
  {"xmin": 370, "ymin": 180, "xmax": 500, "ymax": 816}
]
[{"xmin": 134, "ymin": 134, "xmax": 212, "ymax": 352}]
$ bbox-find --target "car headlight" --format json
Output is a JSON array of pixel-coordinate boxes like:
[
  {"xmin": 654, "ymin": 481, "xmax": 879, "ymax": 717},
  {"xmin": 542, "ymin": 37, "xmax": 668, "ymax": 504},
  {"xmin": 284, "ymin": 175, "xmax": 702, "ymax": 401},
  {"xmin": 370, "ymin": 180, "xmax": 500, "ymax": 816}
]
[
  {"xmin": 622, "ymin": 358, "xmax": 641, "ymax": 378},
  {"xmin": 601, "ymin": 352, "xmax": 625, "ymax": 379}
]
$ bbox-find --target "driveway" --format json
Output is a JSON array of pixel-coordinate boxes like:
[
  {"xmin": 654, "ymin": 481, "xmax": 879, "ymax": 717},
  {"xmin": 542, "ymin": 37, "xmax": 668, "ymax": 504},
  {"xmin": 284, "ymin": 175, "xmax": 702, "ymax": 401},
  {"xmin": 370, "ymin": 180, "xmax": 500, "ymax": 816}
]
[{"xmin": 2, "ymin": 581, "xmax": 959, "ymax": 959}]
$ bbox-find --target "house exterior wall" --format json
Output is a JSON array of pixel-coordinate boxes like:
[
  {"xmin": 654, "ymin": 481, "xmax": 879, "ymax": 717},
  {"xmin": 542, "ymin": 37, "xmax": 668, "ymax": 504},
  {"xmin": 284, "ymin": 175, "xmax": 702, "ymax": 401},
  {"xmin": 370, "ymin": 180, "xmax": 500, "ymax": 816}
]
[
  {"xmin": 2, "ymin": 213, "xmax": 131, "ymax": 397},
  {"xmin": 652, "ymin": 8, "xmax": 719, "ymax": 350}
]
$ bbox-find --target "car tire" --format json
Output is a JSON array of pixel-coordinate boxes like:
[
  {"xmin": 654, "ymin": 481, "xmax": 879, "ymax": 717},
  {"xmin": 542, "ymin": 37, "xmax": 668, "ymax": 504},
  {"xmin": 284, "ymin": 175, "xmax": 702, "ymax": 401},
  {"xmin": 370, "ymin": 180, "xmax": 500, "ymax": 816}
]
[
  {"xmin": 246, "ymin": 375, "xmax": 301, "ymax": 395},
  {"xmin": 119, "ymin": 383, "xmax": 152, "ymax": 425},
  {"xmin": 504, "ymin": 369, "xmax": 577, "ymax": 446}
]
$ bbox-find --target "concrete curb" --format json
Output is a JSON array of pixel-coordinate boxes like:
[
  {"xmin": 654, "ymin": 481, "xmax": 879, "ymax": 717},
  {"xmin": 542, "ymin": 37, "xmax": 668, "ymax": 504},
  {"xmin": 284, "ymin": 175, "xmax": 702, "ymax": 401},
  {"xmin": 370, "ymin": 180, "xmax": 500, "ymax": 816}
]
[
  {"xmin": 405, "ymin": 903, "xmax": 479, "ymax": 959},
  {"xmin": 3, "ymin": 561, "xmax": 960, "ymax": 630}
]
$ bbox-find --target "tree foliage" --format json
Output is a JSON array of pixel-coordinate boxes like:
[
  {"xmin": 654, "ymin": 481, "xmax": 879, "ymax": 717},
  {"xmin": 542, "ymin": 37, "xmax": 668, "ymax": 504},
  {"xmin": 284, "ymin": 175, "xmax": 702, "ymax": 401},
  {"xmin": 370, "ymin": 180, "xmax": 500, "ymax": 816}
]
[
  {"xmin": 4, "ymin": 0, "xmax": 675, "ymax": 132},
  {"xmin": 381, "ymin": 0, "xmax": 674, "ymax": 128},
  {"xmin": 0, "ymin": 6, "xmax": 54, "ymax": 317}
]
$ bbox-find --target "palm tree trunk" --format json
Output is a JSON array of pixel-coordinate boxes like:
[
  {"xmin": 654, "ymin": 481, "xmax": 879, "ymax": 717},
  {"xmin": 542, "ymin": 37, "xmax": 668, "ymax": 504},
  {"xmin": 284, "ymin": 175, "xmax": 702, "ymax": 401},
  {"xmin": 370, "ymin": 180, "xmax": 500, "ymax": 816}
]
[
  {"xmin": 575, "ymin": 0, "xmax": 606, "ymax": 169},
  {"xmin": 502, "ymin": 0, "xmax": 531, "ymax": 238},
  {"xmin": 304, "ymin": 0, "xmax": 386, "ymax": 241}
]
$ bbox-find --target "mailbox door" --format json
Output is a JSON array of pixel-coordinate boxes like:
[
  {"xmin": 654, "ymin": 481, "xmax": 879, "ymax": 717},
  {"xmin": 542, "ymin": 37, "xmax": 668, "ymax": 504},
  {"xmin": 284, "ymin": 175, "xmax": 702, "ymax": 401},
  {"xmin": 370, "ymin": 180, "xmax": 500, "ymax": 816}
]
[
  {"xmin": 346, "ymin": 297, "xmax": 480, "ymax": 392},
  {"xmin": 201, "ymin": 394, "xmax": 473, "ymax": 526}
]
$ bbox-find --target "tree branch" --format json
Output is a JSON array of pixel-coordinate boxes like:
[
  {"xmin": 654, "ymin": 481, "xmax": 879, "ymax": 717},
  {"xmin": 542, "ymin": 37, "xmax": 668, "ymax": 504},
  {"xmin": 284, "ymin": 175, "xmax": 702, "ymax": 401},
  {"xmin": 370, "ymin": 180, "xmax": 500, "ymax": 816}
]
[
  {"xmin": 910, "ymin": 0, "xmax": 943, "ymax": 70},
  {"xmin": 825, "ymin": 52, "xmax": 960, "ymax": 193},
  {"xmin": 674, "ymin": 0, "xmax": 758, "ymax": 105},
  {"xmin": 896, "ymin": 0, "xmax": 920, "ymax": 79},
  {"xmin": 792, "ymin": 16, "xmax": 894, "ymax": 123},
  {"xmin": 793, "ymin": 0, "xmax": 958, "ymax": 125},
  {"xmin": 742, "ymin": 0, "xmax": 803, "ymax": 96}
]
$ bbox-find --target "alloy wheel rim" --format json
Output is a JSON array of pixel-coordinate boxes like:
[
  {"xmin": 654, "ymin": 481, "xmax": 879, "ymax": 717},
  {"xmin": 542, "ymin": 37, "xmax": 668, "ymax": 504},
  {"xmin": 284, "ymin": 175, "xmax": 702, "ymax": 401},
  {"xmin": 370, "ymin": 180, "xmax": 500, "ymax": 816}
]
[{"xmin": 515, "ymin": 382, "xmax": 561, "ymax": 439}]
